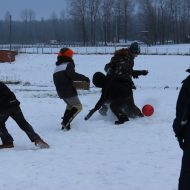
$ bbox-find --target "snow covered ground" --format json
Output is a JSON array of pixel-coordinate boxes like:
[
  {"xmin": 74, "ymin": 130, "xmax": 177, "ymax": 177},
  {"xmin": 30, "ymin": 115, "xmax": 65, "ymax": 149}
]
[{"xmin": 0, "ymin": 53, "xmax": 189, "ymax": 190}]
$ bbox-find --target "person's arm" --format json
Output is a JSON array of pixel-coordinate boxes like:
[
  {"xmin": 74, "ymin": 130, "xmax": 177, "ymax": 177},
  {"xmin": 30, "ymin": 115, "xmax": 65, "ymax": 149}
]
[
  {"xmin": 104, "ymin": 60, "xmax": 116, "ymax": 75},
  {"xmin": 66, "ymin": 62, "xmax": 90, "ymax": 82},
  {"xmin": 84, "ymin": 93, "xmax": 107, "ymax": 120},
  {"xmin": 181, "ymin": 100, "xmax": 190, "ymax": 124},
  {"xmin": 0, "ymin": 83, "xmax": 20, "ymax": 109},
  {"xmin": 85, "ymin": 82, "xmax": 110, "ymax": 120},
  {"xmin": 132, "ymin": 70, "xmax": 148, "ymax": 78}
]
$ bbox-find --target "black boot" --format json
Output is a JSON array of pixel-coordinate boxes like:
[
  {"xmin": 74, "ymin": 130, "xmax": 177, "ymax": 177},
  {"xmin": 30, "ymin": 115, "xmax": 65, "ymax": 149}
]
[
  {"xmin": 115, "ymin": 115, "xmax": 129, "ymax": 125},
  {"xmin": 62, "ymin": 107, "xmax": 80, "ymax": 131},
  {"xmin": 61, "ymin": 109, "xmax": 70, "ymax": 130},
  {"xmin": 0, "ymin": 142, "xmax": 14, "ymax": 149}
]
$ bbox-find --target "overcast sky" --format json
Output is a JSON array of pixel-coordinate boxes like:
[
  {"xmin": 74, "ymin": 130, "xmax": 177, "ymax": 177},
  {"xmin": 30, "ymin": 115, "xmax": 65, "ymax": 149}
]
[{"xmin": 0, "ymin": 0, "xmax": 67, "ymax": 20}]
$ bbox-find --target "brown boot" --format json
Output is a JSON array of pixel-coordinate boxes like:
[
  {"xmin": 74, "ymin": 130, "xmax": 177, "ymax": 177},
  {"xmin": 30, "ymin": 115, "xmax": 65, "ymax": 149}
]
[
  {"xmin": 34, "ymin": 139, "xmax": 49, "ymax": 149},
  {"xmin": 0, "ymin": 142, "xmax": 14, "ymax": 149}
]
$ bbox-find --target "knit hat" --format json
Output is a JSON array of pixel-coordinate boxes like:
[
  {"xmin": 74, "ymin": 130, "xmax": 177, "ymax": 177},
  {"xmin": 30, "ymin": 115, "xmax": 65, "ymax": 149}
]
[
  {"xmin": 129, "ymin": 42, "xmax": 140, "ymax": 54},
  {"xmin": 58, "ymin": 48, "xmax": 74, "ymax": 58},
  {"xmin": 92, "ymin": 72, "xmax": 106, "ymax": 88}
]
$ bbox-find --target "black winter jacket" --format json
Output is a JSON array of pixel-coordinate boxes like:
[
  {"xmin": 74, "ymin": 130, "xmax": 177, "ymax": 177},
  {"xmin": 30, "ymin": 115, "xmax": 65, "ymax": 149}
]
[
  {"xmin": 104, "ymin": 48, "xmax": 147, "ymax": 85},
  {"xmin": 173, "ymin": 75, "xmax": 190, "ymax": 138},
  {"xmin": 104, "ymin": 49, "xmax": 134, "ymax": 84},
  {"xmin": 53, "ymin": 56, "xmax": 89, "ymax": 99},
  {"xmin": 0, "ymin": 82, "xmax": 20, "ymax": 113}
]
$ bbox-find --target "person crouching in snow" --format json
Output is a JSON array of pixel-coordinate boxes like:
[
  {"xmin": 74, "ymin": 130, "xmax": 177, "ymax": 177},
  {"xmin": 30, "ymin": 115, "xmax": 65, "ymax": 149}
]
[
  {"xmin": 53, "ymin": 48, "xmax": 90, "ymax": 130},
  {"xmin": 0, "ymin": 82, "xmax": 49, "ymax": 149},
  {"xmin": 85, "ymin": 72, "xmax": 133, "ymax": 125}
]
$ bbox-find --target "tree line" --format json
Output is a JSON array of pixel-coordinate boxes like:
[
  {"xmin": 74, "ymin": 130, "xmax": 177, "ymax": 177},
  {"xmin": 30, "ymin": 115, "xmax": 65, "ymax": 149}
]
[{"xmin": 0, "ymin": 0, "xmax": 190, "ymax": 46}]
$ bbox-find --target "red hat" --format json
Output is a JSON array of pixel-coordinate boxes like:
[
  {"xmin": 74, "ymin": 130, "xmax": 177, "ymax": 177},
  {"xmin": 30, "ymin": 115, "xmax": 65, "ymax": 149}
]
[{"xmin": 58, "ymin": 48, "xmax": 74, "ymax": 58}]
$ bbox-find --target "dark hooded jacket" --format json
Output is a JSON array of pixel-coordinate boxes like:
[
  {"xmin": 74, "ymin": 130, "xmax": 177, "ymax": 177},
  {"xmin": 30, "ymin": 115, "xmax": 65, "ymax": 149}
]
[
  {"xmin": 0, "ymin": 82, "xmax": 20, "ymax": 113},
  {"xmin": 53, "ymin": 56, "xmax": 89, "ymax": 98},
  {"xmin": 104, "ymin": 48, "xmax": 134, "ymax": 84},
  {"xmin": 104, "ymin": 48, "xmax": 147, "ymax": 85},
  {"xmin": 173, "ymin": 75, "xmax": 190, "ymax": 139}
]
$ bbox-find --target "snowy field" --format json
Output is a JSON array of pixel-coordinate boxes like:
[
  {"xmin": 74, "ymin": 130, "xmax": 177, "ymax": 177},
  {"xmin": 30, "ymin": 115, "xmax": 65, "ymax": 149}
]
[{"xmin": 0, "ymin": 53, "xmax": 189, "ymax": 190}]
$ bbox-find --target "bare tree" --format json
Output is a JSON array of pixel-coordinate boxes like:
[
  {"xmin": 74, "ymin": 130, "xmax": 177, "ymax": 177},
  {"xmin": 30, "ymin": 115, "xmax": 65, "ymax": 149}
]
[
  {"xmin": 113, "ymin": 1, "xmax": 121, "ymax": 43},
  {"xmin": 156, "ymin": 0, "xmax": 168, "ymax": 44},
  {"xmin": 121, "ymin": 0, "xmax": 132, "ymax": 42},
  {"xmin": 101, "ymin": 0, "xmax": 115, "ymax": 45},
  {"xmin": 70, "ymin": 0, "xmax": 88, "ymax": 45},
  {"xmin": 20, "ymin": 9, "xmax": 35, "ymax": 22},
  {"xmin": 20, "ymin": 9, "xmax": 36, "ymax": 43},
  {"xmin": 87, "ymin": 0, "xmax": 101, "ymax": 45},
  {"xmin": 139, "ymin": 0, "xmax": 158, "ymax": 44},
  {"xmin": 166, "ymin": 0, "xmax": 181, "ymax": 43}
]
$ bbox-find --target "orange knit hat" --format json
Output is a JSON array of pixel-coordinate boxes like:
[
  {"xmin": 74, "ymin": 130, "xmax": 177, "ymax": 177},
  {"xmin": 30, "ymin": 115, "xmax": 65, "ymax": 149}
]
[{"xmin": 58, "ymin": 48, "xmax": 74, "ymax": 58}]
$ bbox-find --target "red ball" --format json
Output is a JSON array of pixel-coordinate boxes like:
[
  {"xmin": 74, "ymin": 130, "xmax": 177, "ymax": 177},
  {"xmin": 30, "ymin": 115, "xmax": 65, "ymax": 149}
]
[{"xmin": 142, "ymin": 104, "xmax": 154, "ymax": 117}]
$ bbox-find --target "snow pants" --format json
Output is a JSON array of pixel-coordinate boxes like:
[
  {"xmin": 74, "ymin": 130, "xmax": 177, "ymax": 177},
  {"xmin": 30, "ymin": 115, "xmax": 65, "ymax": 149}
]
[{"xmin": 0, "ymin": 106, "xmax": 41, "ymax": 144}]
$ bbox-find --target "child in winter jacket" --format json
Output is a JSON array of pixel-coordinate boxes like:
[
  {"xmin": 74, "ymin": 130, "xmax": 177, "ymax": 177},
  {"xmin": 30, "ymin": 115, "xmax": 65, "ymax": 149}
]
[
  {"xmin": 53, "ymin": 48, "xmax": 90, "ymax": 130},
  {"xmin": 0, "ymin": 82, "xmax": 49, "ymax": 149},
  {"xmin": 85, "ymin": 72, "xmax": 132, "ymax": 124},
  {"xmin": 97, "ymin": 42, "xmax": 148, "ymax": 118}
]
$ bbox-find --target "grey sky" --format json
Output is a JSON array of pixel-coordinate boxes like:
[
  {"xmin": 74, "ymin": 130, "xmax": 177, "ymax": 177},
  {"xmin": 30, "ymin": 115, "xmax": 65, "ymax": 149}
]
[{"xmin": 0, "ymin": 0, "xmax": 67, "ymax": 20}]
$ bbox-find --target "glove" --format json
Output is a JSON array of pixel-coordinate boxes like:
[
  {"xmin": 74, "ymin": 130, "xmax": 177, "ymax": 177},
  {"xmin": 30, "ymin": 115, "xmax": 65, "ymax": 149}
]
[
  {"xmin": 141, "ymin": 70, "xmax": 148, "ymax": 75},
  {"xmin": 176, "ymin": 137, "xmax": 185, "ymax": 150},
  {"xmin": 133, "ymin": 73, "xmax": 139, "ymax": 79},
  {"xmin": 85, "ymin": 77, "xmax": 90, "ymax": 83},
  {"xmin": 132, "ymin": 70, "xmax": 148, "ymax": 78}
]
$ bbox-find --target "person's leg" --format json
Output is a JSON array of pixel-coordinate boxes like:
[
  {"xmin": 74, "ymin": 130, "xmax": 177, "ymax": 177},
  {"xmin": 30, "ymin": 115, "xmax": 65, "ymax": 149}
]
[
  {"xmin": 125, "ymin": 94, "xmax": 144, "ymax": 118},
  {"xmin": 10, "ymin": 107, "xmax": 49, "ymax": 148},
  {"xmin": 178, "ymin": 148, "xmax": 190, "ymax": 190},
  {"xmin": 61, "ymin": 104, "xmax": 72, "ymax": 127},
  {"xmin": 62, "ymin": 96, "xmax": 82, "ymax": 130},
  {"xmin": 99, "ymin": 103, "xmax": 109, "ymax": 116},
  {"xmin": 10, "ymin": 107, "xmax": 42, "ymax": 142},
  {"xmin": 0, "ymin": 114, "xmax": 14, "ymax": 148},
  {"xmin": 178, "ymin": 127, "xmax": 190, "ymax": 190},
  {"xmin": 110, "ymin": 99, "xmax": 129, "ymax": 125}
]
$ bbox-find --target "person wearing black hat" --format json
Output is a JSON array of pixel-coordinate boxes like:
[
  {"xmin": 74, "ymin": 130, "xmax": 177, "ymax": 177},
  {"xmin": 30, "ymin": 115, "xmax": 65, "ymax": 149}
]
[
  {"xmin": 0, "ymin": 82, "xmax": 49, "ymax": 149},
  {"xmin": 104, "ymin": 42, "xmax": 148, "ymax": 88},
  {"xmin": 53, "ymin": 48, "xmax": 90, "ymax": 130},
  {"xmin": 98, "ymin": 42, "xmax": 148, "ymax": 118},
  {"xmin": 173, "ymin": 69, "xmax": 190, "ymax": 190},
  {"xmin": 85, "ymin": 72, "xmax": 132, "ymax": 124}
]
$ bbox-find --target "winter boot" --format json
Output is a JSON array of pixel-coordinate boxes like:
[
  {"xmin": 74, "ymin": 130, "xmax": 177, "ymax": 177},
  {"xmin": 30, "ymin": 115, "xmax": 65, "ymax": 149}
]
[
  {"xmin": 0, "ymin": 142, "xmax": 14, "ymax": 149},
  {"xmin": 61, "ymin": 122, "xmax": 71, "ymax": 131},
  {"xmin": 34, "ymin": 139, "xmax": 49, "ymax": 149},
  {"xmin": 62, "ymin": 107, "xmax": 81, "ymax": 130},
  {"xmin": 115, "ymin": 115, "xmax": 129, "ymax": 125},
  {"xmin": 61, "ymin": 109, "xmax": 71, "ymax": 130}
]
